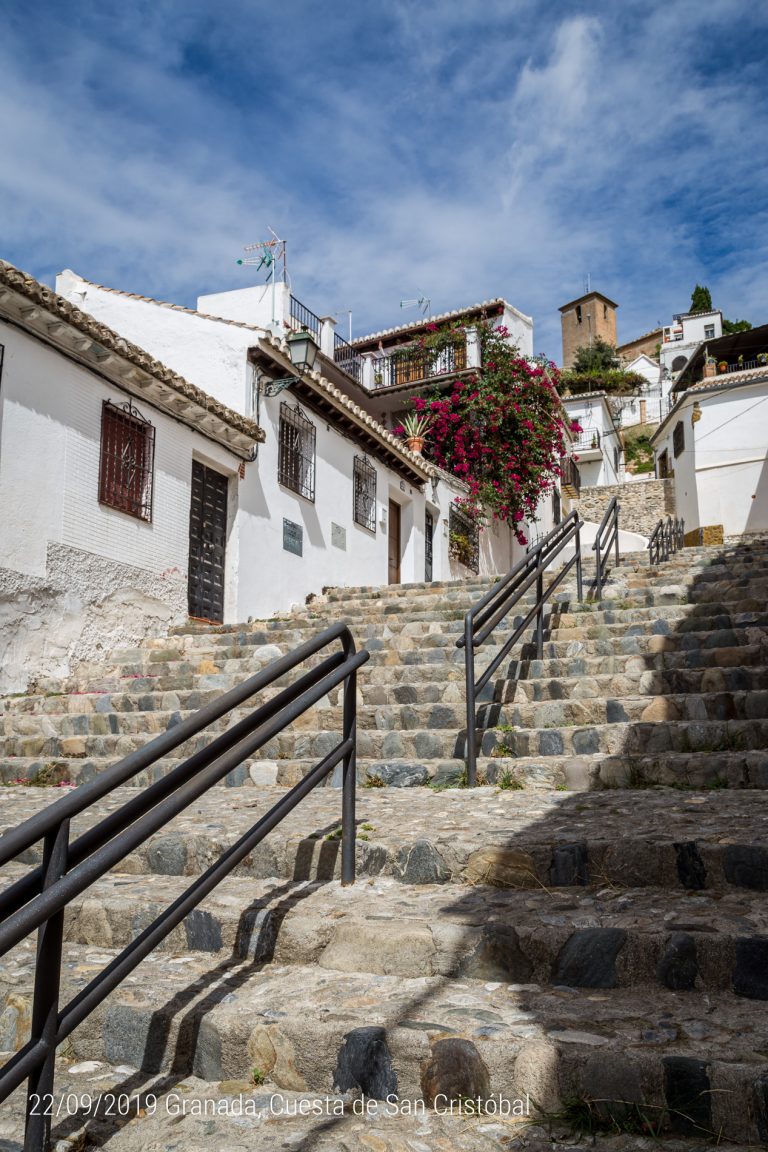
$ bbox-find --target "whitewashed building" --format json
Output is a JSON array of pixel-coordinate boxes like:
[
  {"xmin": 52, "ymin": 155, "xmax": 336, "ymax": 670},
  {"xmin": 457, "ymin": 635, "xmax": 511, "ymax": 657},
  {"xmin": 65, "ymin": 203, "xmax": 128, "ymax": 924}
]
[
  {"xmin": 660, "ymin": 309, "xmax": 723, "ymax": 380},
  {"xmin": 0, "ymin": 260, "xmax": 262, "ymax": 692},
  {"xmin": 559, "ymin": 392, "xmax": 623, "ymax": 488},
  {"xmin": 651, "ymin": 333, "xmax": 768, "ymax": 540}
]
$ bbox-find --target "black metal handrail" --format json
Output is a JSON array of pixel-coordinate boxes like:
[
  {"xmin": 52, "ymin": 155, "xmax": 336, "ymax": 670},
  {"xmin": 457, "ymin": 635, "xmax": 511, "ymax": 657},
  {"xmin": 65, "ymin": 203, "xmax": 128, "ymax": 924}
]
[
  {"xmin": 591, "ymin": 496, "xmax": 620, "ymax": 601},
  {"xmin": 457, "ymin": 511, "xmax": 584, "ymax": 785},
  {"xmin": 0, "ymin": 623, "xmax": 368, "ymax": 1152},
  {"xmin": 648, "ymin": 515, "xmax": 685, "ymax": 563}
]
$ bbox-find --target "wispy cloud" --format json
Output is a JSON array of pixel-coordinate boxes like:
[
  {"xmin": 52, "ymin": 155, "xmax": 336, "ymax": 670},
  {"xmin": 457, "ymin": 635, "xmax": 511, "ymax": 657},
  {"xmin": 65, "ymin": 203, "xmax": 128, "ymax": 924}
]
[{"xmin": 1, "ymin": 1, "xmax": 767, "ymax": 357}]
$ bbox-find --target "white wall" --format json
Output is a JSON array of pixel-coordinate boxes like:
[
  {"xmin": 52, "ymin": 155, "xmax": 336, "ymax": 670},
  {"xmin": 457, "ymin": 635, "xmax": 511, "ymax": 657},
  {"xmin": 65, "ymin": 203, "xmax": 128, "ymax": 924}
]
[
  {"xmin": 562, "ymin": 396, "xmax": 621, "ymax": 486},
  {"xmin": 500, "ymin": 304, "xmax": 534, "ymax": 357},
  {"xmin": 654, "ymin": 381, "xmax": 768, "ymax": 537},
  {"xmin": 0, "ymin": 320, "xmax": 241, "ymax": 689},
  {"xmin": 56, "ymin": 272, "xmax": 255, "ymax": 415}
]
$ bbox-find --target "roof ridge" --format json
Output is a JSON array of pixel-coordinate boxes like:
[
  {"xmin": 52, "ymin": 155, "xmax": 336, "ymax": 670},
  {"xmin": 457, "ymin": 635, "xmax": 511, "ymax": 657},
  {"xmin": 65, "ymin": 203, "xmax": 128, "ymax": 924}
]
[
  {"xmin": 0, "ymin": 259, "xmax": 263, "ymax": 441},
  {"xmin": 350, "ymin": 297, "xmax": 519, "ymax": 346}
]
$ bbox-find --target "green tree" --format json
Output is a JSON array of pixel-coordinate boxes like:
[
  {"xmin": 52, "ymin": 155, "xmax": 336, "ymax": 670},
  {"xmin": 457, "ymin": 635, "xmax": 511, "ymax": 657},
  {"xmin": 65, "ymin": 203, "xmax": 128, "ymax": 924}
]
[
  {"xmin": 723, "ymin": 317, "xmax": 752, "ymax": 334},
  {"xmin": 690, "ymin": 284, "xmax": 713, "ymax": 313},
  {"xmin": 571, "ymin": 337, "xmax": 619, "ymax": 373}
]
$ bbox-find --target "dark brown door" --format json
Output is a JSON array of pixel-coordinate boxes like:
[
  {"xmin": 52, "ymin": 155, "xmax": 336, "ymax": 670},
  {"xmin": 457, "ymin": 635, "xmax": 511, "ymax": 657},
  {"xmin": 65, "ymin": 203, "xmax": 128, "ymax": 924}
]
[
  {"xmin": 388, "ymin": 499, "xmax": 401, "ymax": 584},
  {"xmin": 188, "ymin": 460, "xmax": 228, "ymax": 622}
]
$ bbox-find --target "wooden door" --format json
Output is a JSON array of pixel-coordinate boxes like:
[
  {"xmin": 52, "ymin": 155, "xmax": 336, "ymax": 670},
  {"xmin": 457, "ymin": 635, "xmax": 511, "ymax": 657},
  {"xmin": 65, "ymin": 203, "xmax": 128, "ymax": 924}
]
[
  {"xmin": 388, "ymin": 499, "xmax": 401, "ymax": 584},
  {"xmin": 188, "ymin": 461, "xmax": 228, "ymax": 622}
]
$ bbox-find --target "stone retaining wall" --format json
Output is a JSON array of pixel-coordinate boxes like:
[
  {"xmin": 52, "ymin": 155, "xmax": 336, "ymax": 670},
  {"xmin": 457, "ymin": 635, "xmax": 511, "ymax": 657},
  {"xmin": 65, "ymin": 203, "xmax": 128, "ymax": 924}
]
[{"xmin": 574, "ymin": 478, "xmax": 675, "ymax": 537}]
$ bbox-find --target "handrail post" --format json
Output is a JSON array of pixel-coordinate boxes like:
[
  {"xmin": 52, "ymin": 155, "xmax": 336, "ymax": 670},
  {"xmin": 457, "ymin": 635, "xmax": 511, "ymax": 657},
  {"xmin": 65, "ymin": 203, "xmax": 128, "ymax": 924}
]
[
  {"xmin": 575, "ymin": 522, "xmax": 584, "ymax": 602},
  {"xmin": 341, "ymin": 665, "xmax": 357, "ymax": 886},
  {"xmin": 594, "ymin": 536, "xmax": 602, "ymax": 601},
  {"xmin": 464, "ymin": 615, "xmax": 477, "ymax": 787},
  {"xmin": 535, "ymin": 564, "xmax": 545, "ymax": 658},
  {"xmin": 614, "ymin": 503, "xmax": 620, "ymax": 566},
  {"xmin": 24, "ymin": 819, "xmax": 69, "ymax": 1152}
]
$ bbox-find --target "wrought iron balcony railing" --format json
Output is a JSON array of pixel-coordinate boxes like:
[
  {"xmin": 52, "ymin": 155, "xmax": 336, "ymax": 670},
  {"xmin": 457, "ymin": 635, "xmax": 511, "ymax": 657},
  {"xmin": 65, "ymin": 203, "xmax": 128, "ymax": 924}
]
[
  {"xmin": 371, "ymin": 339, "xmax": 468, "ymax": 390},
  {"xmin": 572, "ymin": 429, "xmax": 601, "ymax": 451},
  {"xmin": 289, "ymin": 295, "xmax": 322, "ymax": 341},
  {"xmin": 333, "ymin": 332, "xmax": 364, "ymax": 384}
]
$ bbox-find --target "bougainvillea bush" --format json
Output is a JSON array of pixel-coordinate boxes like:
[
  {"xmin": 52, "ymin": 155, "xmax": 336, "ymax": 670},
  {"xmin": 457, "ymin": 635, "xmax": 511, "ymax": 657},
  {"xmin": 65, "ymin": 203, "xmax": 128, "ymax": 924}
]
[{"xmin": 395, "ymin": 322, "xmax": 578, "ymax": 547}]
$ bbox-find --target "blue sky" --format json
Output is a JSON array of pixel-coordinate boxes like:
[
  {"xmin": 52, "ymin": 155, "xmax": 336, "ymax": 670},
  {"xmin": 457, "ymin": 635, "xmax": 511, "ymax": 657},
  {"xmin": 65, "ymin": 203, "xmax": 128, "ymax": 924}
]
[{"xmin": 1, "ymin": 0, "xmax": 767, "ymax": 359}]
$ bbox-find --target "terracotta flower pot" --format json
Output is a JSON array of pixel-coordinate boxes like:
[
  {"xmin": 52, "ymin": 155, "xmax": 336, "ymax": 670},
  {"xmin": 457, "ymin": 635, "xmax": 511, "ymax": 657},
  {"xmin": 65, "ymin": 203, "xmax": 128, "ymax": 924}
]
[{"xmin": 406, "ymin": 436, "xmax": 426, "ymax": 454}]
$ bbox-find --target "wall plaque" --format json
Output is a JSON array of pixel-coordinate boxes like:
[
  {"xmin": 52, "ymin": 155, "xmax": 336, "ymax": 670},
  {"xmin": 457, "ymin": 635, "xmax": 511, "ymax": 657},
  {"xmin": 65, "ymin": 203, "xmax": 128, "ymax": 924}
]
[
  {"xmin": 283, "ymin": 518, "xmax": 303, "ymax": 556},
  {"xmin": 331, "ymin": 523, "xmax": 347, "ymax": 550}
]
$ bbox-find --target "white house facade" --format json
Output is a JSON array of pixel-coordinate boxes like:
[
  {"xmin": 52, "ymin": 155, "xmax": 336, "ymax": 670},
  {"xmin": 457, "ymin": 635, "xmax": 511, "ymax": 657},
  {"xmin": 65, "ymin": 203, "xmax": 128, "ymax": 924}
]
[
  {"xmin": 0, "ymin": 259, "xmax": 262, "ymax": 692},
  {"xmin": 560, "ymin": 393, "xmax": 623, "ymax": 488},
  {"xmin": 660, "ymin": 309, "xmax": 723, "ymax": 380},
  {"xmin": 651, "ymin": 368, "xmax": 768, "ymax": 541}
]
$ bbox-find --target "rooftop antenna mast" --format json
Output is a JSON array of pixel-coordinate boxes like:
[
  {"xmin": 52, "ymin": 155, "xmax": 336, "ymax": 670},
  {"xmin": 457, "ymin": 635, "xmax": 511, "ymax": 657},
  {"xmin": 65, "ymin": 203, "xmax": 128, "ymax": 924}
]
[
  {"xmin": 236, "ymin": 227, "xmax": 287, "ymax": 325},
  {"xmin": 400, "ymin": 294, "xmax": 431, "ymax": 318},
  {"xmin": 585, "ymin": 272, "xmax": 591, "ymax": 294},
  {"xmin": 333, "ymin": 308, "xmax": 353, "ymax": 342}
]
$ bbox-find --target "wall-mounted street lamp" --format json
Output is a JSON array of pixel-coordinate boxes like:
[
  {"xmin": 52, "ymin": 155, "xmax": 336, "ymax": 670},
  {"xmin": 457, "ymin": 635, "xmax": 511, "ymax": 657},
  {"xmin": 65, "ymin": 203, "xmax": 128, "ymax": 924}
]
[{"xmin": 263, "ymin": 328, "xmax": 320, "ymax": 396}]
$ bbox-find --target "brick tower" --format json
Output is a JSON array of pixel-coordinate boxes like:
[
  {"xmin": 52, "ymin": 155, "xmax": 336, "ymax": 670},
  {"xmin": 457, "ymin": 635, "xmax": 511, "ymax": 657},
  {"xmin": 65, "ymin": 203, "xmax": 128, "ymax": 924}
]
[{"xmin": 559, "ymin": 291, "xmax": 618, "ymax": 368}]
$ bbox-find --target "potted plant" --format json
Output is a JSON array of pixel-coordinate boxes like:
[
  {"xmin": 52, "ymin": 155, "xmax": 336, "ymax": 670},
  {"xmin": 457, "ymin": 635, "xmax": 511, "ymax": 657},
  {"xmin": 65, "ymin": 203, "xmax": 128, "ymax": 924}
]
[
  {"xmin": 717, "ymin": 360, "xmax": 729, "ymax": 374},
  {"xmin": 401, "ymin": 412, "xmax": 433, "ymax": 454},
  {"xmin": 703, "ymin": 354, "xmax": 717, "ymax": 378},
  {"xmin": 449, "ymin": 530, "xmax": 475, "ymax": 567}
]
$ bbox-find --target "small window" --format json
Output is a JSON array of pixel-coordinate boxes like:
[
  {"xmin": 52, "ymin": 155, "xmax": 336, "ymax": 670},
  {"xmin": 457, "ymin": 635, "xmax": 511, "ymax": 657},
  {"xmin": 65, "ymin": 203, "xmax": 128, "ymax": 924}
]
[
  {"xmin": 449, "ymin": 501, "xmax": 480, "ymax": 574},
  {"xmin": 98, "ymin": 400, "xmax": 155, "ymax": 521},
  {"xmin": 613, "ymin": 447, "xmax": 619, "ymax": 472},
  {"xmin": 704, "ymin": 324, "xmax": 715, "ymax": 340},
  {"xmin": 603, "ymin": 304, "xmax": 608, "ymax": 320},
  {"xmin": 278, "ymin": 402, "xmax": 315, "ymax": 501},
  {"xmin": 673, "ymin": 420, "xmax": 685, "ymax": 458},
  {"xmin": 576, "ymin": 305, "xmax": 583, "ymax": 324},
  {"xmin": 353, "ymin": 455, "xmax": 376, "ymax": 532},
  {"xmin": 658, "ymin": 449, "xmax": 669, "ymax": 478}
]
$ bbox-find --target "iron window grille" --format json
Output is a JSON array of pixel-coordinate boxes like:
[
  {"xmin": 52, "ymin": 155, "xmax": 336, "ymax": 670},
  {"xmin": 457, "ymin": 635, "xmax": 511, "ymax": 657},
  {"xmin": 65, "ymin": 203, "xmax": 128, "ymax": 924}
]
[
  {"xmin": 673, "ymin": 420, "xmax": 685, "ymax": 458},
  {"xmin": 353, "ymin": 455, "xmax": 376, "ymax": 532},
  {"xmin": 425, "ymin": 509, "xmax": 434, "ymax": 581},
  {"xmin": 449, "ymin": 501, "xmax": 480, "ymax": 574},
  {"xmin": 279, "ymin": 402, "xmax": 316, "ymax": 501},
  {"xmin": 98, "ymin": 400, "xmax": 155, "ymax": 522}
]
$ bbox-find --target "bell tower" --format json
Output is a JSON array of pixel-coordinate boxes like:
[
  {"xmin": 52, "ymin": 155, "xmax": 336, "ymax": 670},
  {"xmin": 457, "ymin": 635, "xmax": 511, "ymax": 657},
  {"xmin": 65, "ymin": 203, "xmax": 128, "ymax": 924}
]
[{"xmin": 559, "ymin": 291, "xmax": 618, "ymax": 368}]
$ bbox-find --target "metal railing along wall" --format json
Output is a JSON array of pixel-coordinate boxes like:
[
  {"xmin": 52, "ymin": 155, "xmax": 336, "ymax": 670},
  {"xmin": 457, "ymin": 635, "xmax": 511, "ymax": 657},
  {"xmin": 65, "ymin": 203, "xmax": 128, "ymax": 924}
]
[
  {"xmin": 457, "ymin": 511, "xmax": 584, "ymax": 786},
  {"xmin": 333, "ymin": 332, "xmax": 363, "ymax": 383},
  {"xmin": 288, "ymin": 295, "xmax": 322, "ymax": 341},
  {"xmin": 592, "ymin": 496, "xmax": 620, "ymax": 601},
  {"xmin": 0, "ymin": 624, "xmax": 368, "ymax": 1152},
  {"xmin": 648, "ymin": 515, "xmax": 685, "ymax": 563}
]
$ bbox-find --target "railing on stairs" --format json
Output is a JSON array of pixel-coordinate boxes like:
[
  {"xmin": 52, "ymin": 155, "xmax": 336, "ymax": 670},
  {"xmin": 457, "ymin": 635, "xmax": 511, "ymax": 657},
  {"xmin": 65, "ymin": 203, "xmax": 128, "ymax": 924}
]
[
  {"xmin": 591, "ymin": 496, "xmax": 620, "ymax": 601},
  {"xmin": 457, "ymin": 511, "xmax": 584, "ymax": 786},
  {"xmin": 0, "ymin": 623, "xmax": 368, "ymax": 1152},
  {"xmin": 648, "ymin": 515, "xmax": 685, "ymax": 564}
]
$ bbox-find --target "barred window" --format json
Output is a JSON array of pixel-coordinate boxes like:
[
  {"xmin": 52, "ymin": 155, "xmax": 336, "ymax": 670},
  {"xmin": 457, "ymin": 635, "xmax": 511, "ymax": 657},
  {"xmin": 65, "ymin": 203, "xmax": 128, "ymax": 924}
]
[
  {"xmin": 98, "ymin": 400, "xmax": 155, "ymax": 521},
  {"xmin": 673, "ymin": 420, "xmax": 685, "ymax": 458},
  {"xmin": 449, "ymin": 501, "xmax": 480, "ymax": 574},
  {"xmin": 278, "ymin": 402, "xmax": 315, "ymax": 501},
  {"xmin": 353, "ymin": 455, "xmax": 376, "ymax": 532}
]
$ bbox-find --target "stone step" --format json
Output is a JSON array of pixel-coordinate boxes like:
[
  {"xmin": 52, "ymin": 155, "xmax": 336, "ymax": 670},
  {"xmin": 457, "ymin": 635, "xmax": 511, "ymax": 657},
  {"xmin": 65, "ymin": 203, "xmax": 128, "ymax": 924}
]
[
  {"xmin": 8, "ymin": 690, "xmax": 764, "ymax": 745},
  {"xmin": 522, "ymin": 642, "xmax": 766, "ymax": 680},
  {"xmin": 5, "ymin": 785, "xmax": 768, "ymax": 893},
  {"xmin": 504, "ymin": 663, "xmax": 768, "ymax": 703},
  {"xmin": 480, "ymin": 717, "xmax": 768, "ymax": 761},
  {"xmin": 1, "ymin": 948, "xmax": 765, "ymax": 1144},
  {"xmin": 2, "ymin": 868, "xmax": 765, "ymax": 997}
]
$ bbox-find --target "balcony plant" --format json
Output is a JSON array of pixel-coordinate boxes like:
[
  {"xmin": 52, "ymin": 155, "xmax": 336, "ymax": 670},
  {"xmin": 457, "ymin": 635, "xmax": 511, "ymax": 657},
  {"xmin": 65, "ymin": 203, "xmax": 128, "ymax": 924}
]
[
  {"xmin": 449, "ymin": 529, "xmax": 476, "ymax": 567},
  {"xmin": 405, "ymin": 323, "xmax": 574, "ymax": 547},
  {"xmin": 400, "ymin": 412, "xmax": 433, "ymax": 454}
]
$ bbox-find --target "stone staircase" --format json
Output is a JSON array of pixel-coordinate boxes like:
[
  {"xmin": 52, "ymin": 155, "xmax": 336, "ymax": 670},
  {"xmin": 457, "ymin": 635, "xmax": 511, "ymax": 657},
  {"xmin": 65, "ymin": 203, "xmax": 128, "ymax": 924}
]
[{"xmin": 2, "ymin": 539, "xmax": 768, "ymax": 1149}]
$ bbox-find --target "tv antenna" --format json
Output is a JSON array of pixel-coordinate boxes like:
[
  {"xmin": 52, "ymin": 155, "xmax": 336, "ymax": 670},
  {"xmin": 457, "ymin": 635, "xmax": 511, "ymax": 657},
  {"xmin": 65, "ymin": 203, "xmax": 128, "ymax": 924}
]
[
  {"xmin": 333, "ymin": 308, "xmax": 353, "ymax": 342},
  {"xmin": 584, "ymin": 272, "xmax": 591, "ymax": 294},
  {"xmin": 400, "ymin": 294, "xmax": 431, "ymax": 316},
  {"xmin": 236, "ymin": 227, "xmax": 287, "ymax": 325}
]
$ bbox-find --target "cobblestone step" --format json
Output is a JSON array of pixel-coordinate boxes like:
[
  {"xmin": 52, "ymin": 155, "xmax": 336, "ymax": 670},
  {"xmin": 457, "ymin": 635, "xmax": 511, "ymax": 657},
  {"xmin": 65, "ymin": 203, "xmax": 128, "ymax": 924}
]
[
  {"xmin": 1, "ymin": 949, "xmax": 766, "ymax": 1143},
  {"xmin": 2, "ymin": 869, "xmax": 766, "ymax": 996},
  {"xmin": 5, "ymin": 786, "xmax": 768, "ymax": 893}
]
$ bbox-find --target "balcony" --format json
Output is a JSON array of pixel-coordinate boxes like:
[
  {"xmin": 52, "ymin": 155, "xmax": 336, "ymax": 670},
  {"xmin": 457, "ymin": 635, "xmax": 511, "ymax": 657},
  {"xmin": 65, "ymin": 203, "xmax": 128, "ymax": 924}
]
[
  {"xmin": 572, "ymin": 429, "xmax": 602, "ymax": 458},
  {"xmin": 288, "ymin": 295, "xmax": 322, "ymax": 341},
  {"xmin": 369, "ymin": 338, "xmax": 469, "ymax": 391},
  {"xmin": 333, "ymin": 331, "xmax": 364, "ymax": 384}
]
